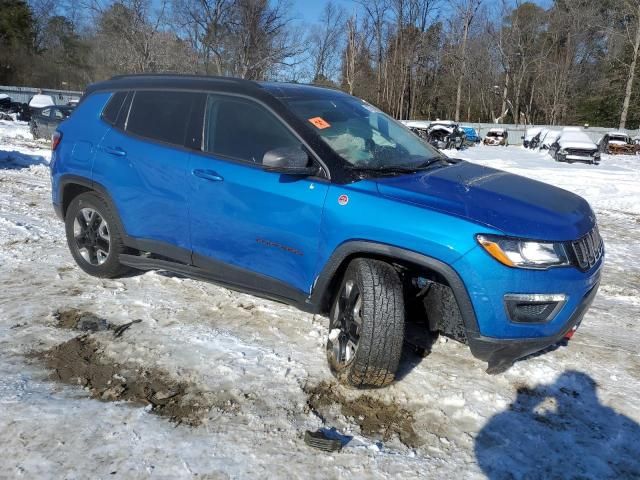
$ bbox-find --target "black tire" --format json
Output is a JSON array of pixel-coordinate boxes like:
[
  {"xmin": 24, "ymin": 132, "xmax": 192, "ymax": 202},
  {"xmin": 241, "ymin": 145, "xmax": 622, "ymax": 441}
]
[
  {"xmin": 65, "ymin": 191, "xmax": 130, "ymax": 278},
  {"xmin": 326, "ymin": 258, "xmax": 405, "ymax": 389}
]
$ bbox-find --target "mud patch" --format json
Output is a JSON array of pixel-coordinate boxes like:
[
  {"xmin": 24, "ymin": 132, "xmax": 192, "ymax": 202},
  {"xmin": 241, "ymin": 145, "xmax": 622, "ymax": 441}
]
[
  {"xmin": 35, "ymin": 335, "xmax": 237, "ymax": 426},
  {"xmin": 304, "ymin": 382, "xmax": 421, "ymax": 448}
]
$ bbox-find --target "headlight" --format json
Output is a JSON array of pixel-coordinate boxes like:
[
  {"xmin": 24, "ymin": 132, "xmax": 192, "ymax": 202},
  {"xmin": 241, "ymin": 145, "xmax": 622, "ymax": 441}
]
[
  {"xmin": 559, "ymin": 149, "xmax": 567, "ymax": 154},
  {"xmin": 477, "ymin": 234, "xmax": 570, "ymax": 269}
]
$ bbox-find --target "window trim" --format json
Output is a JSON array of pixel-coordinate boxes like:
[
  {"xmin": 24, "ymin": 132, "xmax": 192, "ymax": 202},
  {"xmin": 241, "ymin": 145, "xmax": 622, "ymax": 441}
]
[
  {"xmin": 97, "ymin": 87, "xmax": 330, "ymax": 181},
  {"xmin": 100, "ymin": 91, "xmax": 129, "ymax": 126}
]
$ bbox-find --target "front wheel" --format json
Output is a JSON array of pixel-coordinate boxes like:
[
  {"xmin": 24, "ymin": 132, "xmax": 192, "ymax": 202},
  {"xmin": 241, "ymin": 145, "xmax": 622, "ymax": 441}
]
[{"xmin": 326, "ymin": 258, "xmax": 405, "ymax": 388}]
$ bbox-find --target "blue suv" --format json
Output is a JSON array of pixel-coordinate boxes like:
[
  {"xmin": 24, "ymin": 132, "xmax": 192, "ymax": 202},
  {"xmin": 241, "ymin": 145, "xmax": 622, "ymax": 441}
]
[{"xmin": 50, "ymin": 75, "xmax": 603, "ymax": 388}]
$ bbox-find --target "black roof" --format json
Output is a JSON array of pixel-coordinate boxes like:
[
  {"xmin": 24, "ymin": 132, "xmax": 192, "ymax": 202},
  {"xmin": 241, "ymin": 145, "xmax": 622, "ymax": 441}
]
[{"xmin": 85, "ymin": 74, "xmax": 349, "ymax": 102}]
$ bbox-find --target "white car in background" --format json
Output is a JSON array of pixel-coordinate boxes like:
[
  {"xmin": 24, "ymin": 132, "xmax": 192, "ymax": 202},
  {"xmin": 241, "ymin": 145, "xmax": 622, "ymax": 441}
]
[
  {"xmin": 28, "ymin": 94, "xmax": 55, "ymax": 109},
  {"xmin": 548, "ymin": 129, "xmax": 600, "ymax": 165}
]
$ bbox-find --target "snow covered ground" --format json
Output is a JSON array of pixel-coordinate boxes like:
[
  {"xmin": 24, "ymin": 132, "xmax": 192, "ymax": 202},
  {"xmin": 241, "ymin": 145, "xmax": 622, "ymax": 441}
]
[{"xmin": 0, "ymin": 120, "xmax": 639, "ymax": 479}]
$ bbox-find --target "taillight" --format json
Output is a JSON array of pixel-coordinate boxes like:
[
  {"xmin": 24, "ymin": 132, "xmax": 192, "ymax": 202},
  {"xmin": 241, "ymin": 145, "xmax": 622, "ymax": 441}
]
[{"xmin": 52, "ymin": 131, "xmax": 62, "ymax": 151}]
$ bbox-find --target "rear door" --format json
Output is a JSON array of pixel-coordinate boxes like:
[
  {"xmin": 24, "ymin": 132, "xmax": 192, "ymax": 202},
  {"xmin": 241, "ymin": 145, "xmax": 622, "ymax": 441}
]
[
  {"xmin": 188, "ymin": 93, "xmax": 329, "ymax": 294},
  {"xmin": 92, "ymin": 90, "xmax": 204, "ymax": 262}
]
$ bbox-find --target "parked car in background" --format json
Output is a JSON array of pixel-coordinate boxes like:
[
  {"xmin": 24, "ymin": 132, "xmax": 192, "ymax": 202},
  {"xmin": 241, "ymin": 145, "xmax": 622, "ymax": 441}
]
[
  {"xmin": 523, "ymin": 127, "xmax": 543, "ymax": 148},
  {"xmin": 483, "ymin": 128, "xmax": 508, "ymax": 146},
  {"xmin": 549, "ymin": 130, "xmax": 600, "ymax": 164},
  {"xmin": 598, "ymin": 132, "xmax": 639, "ymax": 155},
  {"xmin": 540, "ymin": 129, "xmax": 561, "ymax": 150},
  {"xmin": 30, "ymin": 105, "xmax": 74, "ymax": 139},
  {"xmin": 461, "ymin": 126, "xmax": 481, "ymax": 146},
  {"xmin": 426, "ymin": 121, "xmax": 465, "ymax": 149},
  {"xmin": 402, "ymin": 120, "xmax": 430, "ymax": 141}
]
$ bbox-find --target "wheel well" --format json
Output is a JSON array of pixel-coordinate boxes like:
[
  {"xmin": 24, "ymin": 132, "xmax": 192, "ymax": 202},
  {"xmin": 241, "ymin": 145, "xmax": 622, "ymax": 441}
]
[
  {"xmin": 62, "ymin": 183, "xmax": 92, "ymax": 218},
  {"xmin": 319, "ymin": 253, "xmax": 467, "ymax": 343}
]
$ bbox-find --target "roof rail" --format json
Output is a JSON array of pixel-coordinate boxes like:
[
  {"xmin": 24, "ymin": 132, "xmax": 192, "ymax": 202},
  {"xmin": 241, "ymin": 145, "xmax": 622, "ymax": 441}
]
[{"xmin": 109, "ymin": 73, "xmax": 256, "ymax": 86}]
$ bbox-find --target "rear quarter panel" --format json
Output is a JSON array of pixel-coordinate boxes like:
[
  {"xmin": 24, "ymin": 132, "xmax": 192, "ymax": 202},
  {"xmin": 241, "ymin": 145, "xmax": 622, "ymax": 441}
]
[{"xmin": 50, "ymin": 92, "xmax": 112, "ymax": 206}]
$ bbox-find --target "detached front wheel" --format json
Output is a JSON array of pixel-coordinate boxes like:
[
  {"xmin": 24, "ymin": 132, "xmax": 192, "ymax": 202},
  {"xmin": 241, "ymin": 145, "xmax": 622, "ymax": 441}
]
[{"xmin": 327, "ymin": 258, "xmax": 405, "ymax": 388}]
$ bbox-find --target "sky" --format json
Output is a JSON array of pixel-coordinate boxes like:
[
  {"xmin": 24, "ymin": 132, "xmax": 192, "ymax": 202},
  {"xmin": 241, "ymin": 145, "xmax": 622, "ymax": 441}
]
[{"xmin": 290, "ymin": 0, "xmax": 555, "ymax": 24}]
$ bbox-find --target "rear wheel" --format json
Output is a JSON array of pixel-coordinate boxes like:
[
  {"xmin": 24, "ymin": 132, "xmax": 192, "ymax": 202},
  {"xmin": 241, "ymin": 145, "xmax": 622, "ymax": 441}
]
[
  {"xmin": 326, "ymin": 258, "xmax": 405, "ymax": 388},
  {"xmin": 65, "ymin": 192, "xmax": 130, "ymax": 278}
]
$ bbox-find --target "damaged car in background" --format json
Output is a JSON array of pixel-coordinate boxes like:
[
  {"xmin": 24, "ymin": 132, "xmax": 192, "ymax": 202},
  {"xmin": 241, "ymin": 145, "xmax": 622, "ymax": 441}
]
[
  {"xmin": 598, "ymin": 132, "xmax": 639, "ymax": 155},
  {"xmin": 483, "ymin": 128, "xmax": 508, "ymax": 146},
  {"xmin": 425, "ymin": 121, "xmax": 466, "ymax": 150},
  {"xmin": 523, "ymin": 127, "xmax": 543, "ymax": 149},
  {"xmin": 403, "ymin": 120, "xmax": 466, "ymax": 150},
  {"xmin": 549, "ymin": 129, "xmax": 600, "ymax": 165},
  {"xmin": 0, "ymin": 93, "xmax": 31, "ymax": 121},
  {"xmin": 461, "ymin": 126, "xmax": 481, "ymax": 146}
]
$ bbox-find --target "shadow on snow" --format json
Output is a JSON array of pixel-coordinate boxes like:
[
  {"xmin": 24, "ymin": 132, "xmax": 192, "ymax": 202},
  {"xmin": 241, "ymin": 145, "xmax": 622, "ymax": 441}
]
[{"xmin": 475, "ymin": 370, "xmax": 640, "ymax": 479}]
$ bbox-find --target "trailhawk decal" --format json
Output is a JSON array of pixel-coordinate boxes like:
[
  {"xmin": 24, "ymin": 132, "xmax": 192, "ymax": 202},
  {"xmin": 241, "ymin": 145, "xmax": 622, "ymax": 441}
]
[{"xmin": 256, "ymin": 238, "xmax": 304, "ymax": 256}]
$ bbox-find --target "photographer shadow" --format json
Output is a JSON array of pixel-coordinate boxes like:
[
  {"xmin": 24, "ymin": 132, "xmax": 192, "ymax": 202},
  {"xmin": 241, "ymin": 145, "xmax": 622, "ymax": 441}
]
[{"xmin": 475, "ymin": 370, "xmax": 640, "ymax": 479}]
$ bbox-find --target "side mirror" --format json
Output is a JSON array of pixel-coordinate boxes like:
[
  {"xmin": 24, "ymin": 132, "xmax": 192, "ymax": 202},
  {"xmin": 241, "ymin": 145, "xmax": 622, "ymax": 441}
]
[
  {"xmin": 263, "ymin": 146, "xmax": 318, "ymax": 176},
  {"xmin": 520, "ymin": 135, "xmax": 525, "ymax": 139}
]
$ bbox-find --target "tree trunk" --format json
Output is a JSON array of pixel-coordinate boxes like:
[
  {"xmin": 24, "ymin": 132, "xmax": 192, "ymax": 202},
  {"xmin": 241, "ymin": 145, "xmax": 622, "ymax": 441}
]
[
  {"xmin": 620, "ymin": 5, "xmax": 640, "ymax": 130},
  {"xmin": 454, "ymin": 16, "xmax": 470, "ymax": 122}
]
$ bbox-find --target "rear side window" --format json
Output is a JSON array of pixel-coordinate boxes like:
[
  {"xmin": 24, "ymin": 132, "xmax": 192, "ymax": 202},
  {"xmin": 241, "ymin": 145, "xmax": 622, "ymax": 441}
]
[
  {"xmin": 203, "ymin": 94, "xmax": 301, "ymax": 164},
  {"xmin": 102, "ymin": 91, "xmax": 127, "ymax": 125},
  {"xmin": 127, "ymin": 91, "xmax": 202, "ymax": 147}
]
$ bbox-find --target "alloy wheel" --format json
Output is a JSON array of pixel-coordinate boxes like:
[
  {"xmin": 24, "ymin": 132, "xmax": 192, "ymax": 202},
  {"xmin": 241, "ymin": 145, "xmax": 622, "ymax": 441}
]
[
  {"xmin": 73, "ymin": 207, "xmax": 110, "ymax": 265},
  {"xmin": 328, "ymin": 280, "xmax": 363, "ymax": 367}
]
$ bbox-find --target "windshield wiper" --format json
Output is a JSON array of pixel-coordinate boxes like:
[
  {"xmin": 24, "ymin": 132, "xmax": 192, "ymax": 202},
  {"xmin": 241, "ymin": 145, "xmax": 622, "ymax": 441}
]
[{"xmin": 347, "ymin": 158, "xmax": 444, "ymax": 176}]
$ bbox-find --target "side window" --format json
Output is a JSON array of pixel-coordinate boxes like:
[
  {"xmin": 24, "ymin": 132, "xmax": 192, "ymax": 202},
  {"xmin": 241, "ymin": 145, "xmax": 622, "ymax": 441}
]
[
  {"xmin": 204, "ymin": 94, "xmax": 303, "ymax": 164},
  {"xmin": 127, "ymin": 90, "xmax": 203, "ymax": 147},
  {"xmin": 102, "ymin": 91, "xmax": 127, "ymax": 125}
]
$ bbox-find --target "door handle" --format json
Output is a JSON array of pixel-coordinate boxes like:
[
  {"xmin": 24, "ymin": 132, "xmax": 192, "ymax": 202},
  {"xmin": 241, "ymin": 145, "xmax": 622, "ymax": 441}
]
[
  {"xmin": 100, "ymin": 146, "xmax": 127, "ymax": 157},
  {"xmin": 192, "ymin": 169, "xmax": 223, "ymax": 182}
]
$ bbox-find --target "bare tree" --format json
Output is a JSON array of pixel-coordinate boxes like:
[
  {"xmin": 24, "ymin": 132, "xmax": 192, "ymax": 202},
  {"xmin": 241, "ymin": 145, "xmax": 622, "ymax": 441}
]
[
  {"xmin": 171, "ymin": 0, "xmax": 232, "ymax": 75},
  {"xmin": 616, "ymin": 0, "xmax": 640, "ymax": 129},
  {"xmin": 451, "ymin": 0, "xmax": 481, "ymax": 122},
  {"xmin": 307, "ymin": 1, "xmax": 345, "ymax": 83}
]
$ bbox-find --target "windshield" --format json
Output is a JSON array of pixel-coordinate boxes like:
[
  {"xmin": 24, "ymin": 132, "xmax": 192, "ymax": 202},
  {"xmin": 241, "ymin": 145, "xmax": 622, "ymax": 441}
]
[{"xmin": 284, "ymin": 96, "xmax": 442, "ymax": 169}]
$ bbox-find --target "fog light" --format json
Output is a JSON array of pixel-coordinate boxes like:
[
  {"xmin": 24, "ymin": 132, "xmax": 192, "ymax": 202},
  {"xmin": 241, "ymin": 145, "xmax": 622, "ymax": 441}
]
[{"xmin": 504, "ymin": 294, "xmax": 566, "ymax": 323}]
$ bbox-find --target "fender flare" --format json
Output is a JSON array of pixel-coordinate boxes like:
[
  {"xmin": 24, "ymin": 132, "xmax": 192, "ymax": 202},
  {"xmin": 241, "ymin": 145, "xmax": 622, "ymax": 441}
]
[
  {"xmin": 58, "ymin": 175, "xmax": 125, "ymax": 231},
  {"xmin": 308, "ymin": 241, "xmax": 480, "ymax": 336}
]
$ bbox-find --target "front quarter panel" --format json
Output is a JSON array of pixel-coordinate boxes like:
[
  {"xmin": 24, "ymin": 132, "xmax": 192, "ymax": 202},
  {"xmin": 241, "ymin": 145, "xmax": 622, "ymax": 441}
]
[{"xmin": 315, "ymin": 180, "xmax": 498, "ymax": 285}]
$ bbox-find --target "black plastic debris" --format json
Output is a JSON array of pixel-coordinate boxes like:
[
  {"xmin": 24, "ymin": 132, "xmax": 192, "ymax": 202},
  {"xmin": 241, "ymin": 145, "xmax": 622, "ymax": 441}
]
[{"xmin": 304, "ymin": 429, "xmax": 347, "ymax": 452}]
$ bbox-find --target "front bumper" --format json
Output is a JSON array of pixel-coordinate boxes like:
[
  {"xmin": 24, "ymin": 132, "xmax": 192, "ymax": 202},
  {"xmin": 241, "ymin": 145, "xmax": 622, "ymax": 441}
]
[
  {"xmin": 467, "ymin": 281, "xmax": 599, "ymax": 373},
  {"xmin": 565, "ymin": 154, "xmax": 599, "ymax": 163}
]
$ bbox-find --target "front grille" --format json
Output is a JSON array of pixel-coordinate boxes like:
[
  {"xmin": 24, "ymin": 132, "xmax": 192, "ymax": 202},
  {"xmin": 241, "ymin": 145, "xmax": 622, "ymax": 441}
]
[
  {"xmin": 571, "ymin": 226, "xmax": 603, "ymax": 270},
  {"xmin": 566, "ymin": 148, "xmax": 597, "ymax": 157}
]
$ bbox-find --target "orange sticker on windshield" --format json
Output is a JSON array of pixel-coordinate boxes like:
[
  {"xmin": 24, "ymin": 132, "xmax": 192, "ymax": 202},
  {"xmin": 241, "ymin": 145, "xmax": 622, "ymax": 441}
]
[{"xmin": 308, "ymin": 117, "xmax": 331, "ymax": 129}]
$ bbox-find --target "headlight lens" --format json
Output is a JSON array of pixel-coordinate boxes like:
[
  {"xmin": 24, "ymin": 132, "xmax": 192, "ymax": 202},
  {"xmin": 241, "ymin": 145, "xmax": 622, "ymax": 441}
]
[
  {"xmin": 559, "ymin": 149, "xmax": 567, "ymax": 154},
  {"xmin": 477, "ymin": 234, "xmax": 570, "ymax": 269}
]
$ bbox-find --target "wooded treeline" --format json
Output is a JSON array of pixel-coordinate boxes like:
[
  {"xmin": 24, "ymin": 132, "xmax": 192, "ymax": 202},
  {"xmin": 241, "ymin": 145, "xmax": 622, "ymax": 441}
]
[{"xmin": 2, "ymin": 0, "xmax": 640, "ymax": 128}]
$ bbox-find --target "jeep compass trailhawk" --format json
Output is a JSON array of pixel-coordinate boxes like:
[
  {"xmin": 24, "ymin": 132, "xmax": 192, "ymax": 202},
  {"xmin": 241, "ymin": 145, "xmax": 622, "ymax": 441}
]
[{"xmin": 50, "ymin": 75, "xmax": 603, "ymax": 388}]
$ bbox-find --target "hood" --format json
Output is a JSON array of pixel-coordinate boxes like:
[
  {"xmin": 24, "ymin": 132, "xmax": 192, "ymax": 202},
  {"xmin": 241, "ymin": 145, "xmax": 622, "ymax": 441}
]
[
  {"xmin": 375, "ymin": 161, "xmax": 594, "ymax": 240},
  {"xmin": 558, "ymin": 140, "xmax": 596, "ymax": 150}
]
